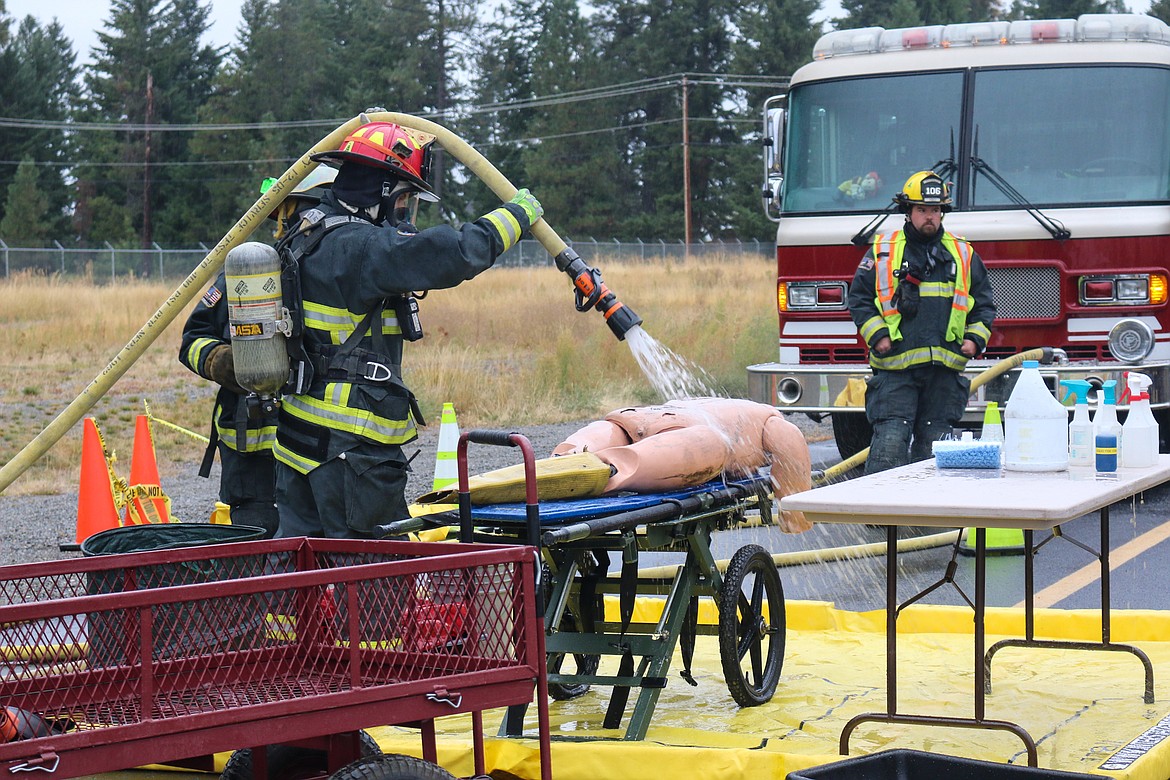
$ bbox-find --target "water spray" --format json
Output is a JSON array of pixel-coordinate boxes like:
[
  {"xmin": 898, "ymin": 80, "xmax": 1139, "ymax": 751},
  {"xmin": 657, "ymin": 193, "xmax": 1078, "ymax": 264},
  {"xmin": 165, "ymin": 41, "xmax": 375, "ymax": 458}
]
[{"xmin": 553, "ymin": 247, "xmax": 643, "ymax": 341}]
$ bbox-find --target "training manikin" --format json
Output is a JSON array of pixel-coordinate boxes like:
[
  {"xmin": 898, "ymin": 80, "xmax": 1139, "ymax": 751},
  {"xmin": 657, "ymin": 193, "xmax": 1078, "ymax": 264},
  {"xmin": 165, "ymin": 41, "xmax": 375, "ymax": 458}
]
[{"xmin": 554, "ymin": 397, "xmax": 812, "ymax": 533}]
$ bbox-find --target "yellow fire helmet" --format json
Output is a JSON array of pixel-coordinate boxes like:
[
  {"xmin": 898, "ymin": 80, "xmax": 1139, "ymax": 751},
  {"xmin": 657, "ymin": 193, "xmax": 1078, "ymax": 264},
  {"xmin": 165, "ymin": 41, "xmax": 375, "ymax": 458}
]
[{"xmin": 894, "ymin": 170, "xmax": 952, "ymax": 212}]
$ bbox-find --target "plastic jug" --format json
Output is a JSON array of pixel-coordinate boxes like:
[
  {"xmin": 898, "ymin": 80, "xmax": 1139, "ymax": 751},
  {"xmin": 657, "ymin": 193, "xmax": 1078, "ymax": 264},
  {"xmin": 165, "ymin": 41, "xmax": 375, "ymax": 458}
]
[
  {"xmin": 1004, "ymin": 360, "xmax": 1069, "ymax": 472},
  {"xmin": 1060, "ymin": 379, "xmax": 1094, "ymax": 467},
  {"xmin": 1120, "ymin": 372, "xmax": 1158, "ymax": 468}
]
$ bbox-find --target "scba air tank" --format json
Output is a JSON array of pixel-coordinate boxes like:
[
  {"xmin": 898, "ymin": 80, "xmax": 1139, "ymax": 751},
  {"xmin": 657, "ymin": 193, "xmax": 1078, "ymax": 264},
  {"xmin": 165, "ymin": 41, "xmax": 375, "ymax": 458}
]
[
  {"xmin": 1004, "ymin": 360, "xmax": 1069, "ymax": 472},
  {"xmin": 224, "ymin": 242, "xmax": 289, "ymax": 397}
]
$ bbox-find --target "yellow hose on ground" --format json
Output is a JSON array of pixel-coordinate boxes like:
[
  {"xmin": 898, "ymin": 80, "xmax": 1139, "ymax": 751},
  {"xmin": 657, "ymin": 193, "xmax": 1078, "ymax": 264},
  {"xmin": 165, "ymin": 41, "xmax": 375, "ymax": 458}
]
[
  {"xmin": 637, "ymin": 528, "xmax": 961, "ymax": 579},
  {"xmin": 0, "ymin": 120, "xmax": 367, "ymax": 494}
]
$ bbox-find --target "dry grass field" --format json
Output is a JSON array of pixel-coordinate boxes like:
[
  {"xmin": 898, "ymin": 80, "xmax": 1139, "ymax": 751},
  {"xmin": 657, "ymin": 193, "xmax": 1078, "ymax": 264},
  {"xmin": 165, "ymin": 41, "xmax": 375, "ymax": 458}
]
[{"xmin": 0, "ymin": 255, "xmax": 780, "ymax": 495}]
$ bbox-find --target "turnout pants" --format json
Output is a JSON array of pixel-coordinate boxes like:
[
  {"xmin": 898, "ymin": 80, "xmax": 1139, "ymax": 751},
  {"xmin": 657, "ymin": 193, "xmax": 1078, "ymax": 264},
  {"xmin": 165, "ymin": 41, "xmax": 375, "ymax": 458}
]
[{"xmin": 864, "ymin": 365, "xmax": 971, "ymax": 475}]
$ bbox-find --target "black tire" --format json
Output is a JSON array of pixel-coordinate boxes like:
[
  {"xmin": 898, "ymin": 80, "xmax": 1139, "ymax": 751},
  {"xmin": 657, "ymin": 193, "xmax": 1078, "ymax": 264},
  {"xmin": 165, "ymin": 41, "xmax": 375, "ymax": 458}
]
[
  {"xmin": 717, "ymin": 544, "xmax": 786, "ymax": 708},
  {"xmin": 329, "ymin": 754, "xmax": 457, "ymax": 780},
  {"xmin": 542, "ymin": 561, "xmax": 601, "ymax": 701},
  {"xmin": 831, "ymin": 412, "xmax": 872, "ymax": 461},
  {"xmin": 547, "ymin": 608, "xmax": 601, "ymax": 701},
  {"xmin": 221, "ymin": 731, "xmax": 381, "ymax": 780}
]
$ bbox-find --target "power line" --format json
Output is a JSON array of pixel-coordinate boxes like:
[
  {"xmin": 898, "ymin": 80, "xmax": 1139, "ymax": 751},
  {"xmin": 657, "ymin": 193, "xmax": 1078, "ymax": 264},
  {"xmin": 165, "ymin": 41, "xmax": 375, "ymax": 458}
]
[{"xmin": 0, "ymin": 72, "xmax": 787, "ymax": 133}]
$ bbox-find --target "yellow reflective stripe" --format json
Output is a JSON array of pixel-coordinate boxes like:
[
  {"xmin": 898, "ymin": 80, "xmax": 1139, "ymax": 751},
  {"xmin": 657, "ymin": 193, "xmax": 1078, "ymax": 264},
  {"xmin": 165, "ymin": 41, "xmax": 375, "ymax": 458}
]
[
  {"xmin": 483, "ymin": 207, "xmax": 522, "ymax": 251},
  {"xmin": 215, "ymin": 422, "xmax": 277, "ymax": 452},
  {"xmin": 187, "ymin": 337, "xmax": 219, "ymax": 372},
  {"xmin": 280, "ymin": 393, "xmax": 416, "ymax": 443},
  {"xmin": 919, "ymin": 281, "xmax": 957, "ymax": 297},
  {"xmin": 303, "ymin": 302, "xmax": 401, "ymax": 343},
  {"xmin": 934, "ymin": 347, "xmax": 969, "ymax": 370},
  {"xmin": 870, "ymin": 347, "xmax": 932, "ymax": 370},
  {"xmin": 967, "ymin": 321, "xmax": 991, "ymax": 341},
  {"xmin": 869, "ymin": 346, "xmax": 968, "ymax": 371},
  {"xmin": 860, "ymin": 316, "xmax": 886, "ymax": 342},
  {"xmin": 274, "ymin": 441, "xmax": 319, "ymax": 474}
]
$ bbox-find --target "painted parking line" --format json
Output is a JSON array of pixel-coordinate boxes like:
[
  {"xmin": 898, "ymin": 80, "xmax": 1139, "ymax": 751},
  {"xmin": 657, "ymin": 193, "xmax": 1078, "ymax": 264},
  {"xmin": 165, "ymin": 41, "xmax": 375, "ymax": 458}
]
[{"xmin": 1016, "ymin": 517, "xmax": 1170, "ymax": 609}]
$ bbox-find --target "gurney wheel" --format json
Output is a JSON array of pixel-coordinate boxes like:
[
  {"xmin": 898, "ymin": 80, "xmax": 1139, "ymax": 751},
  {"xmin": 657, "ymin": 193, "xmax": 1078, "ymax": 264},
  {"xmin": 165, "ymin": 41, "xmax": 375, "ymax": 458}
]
[
  {"xmin": 717, "ymin": 544, "xmax": 785, "ymax": 708},
  {"xmin": 544, "ymin": 566, "xmax": 601, "ymax": 701}
]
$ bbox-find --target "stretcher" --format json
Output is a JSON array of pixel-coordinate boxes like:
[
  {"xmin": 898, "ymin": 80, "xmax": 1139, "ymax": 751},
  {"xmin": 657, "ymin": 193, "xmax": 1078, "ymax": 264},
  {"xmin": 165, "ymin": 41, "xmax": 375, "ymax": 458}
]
[{"xmin": 380, "ymin": 430, "xmax": 787, "ymax": 741}]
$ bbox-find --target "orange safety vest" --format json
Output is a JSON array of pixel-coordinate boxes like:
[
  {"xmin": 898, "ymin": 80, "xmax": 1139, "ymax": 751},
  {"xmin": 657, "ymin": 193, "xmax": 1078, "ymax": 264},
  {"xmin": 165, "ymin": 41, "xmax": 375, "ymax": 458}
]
[{"xmin": 872, "ymin": 230, "xmax": 972, "ymax": 344}]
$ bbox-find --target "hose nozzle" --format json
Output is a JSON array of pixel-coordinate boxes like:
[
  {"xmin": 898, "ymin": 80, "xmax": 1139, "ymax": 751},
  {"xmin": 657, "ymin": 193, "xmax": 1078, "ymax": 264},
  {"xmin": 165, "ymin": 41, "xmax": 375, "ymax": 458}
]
[{"xmin": 555, "ymin": 248, "xmax": 642, "ymax": 341}]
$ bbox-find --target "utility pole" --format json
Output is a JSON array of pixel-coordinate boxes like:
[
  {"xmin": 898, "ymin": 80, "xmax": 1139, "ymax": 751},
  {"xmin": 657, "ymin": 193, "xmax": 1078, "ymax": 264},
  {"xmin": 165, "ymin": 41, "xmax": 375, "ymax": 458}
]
[
  {"xmin": 433, "ymin": 0, "xmax": 447, "ymax": 200},
  {"xmin": 682, "ymin": 75, "xmax": 692, "ymax": 258},
  {"xmin": 141, "ymin": 71, "xmax": 154, "ymax": 273}
]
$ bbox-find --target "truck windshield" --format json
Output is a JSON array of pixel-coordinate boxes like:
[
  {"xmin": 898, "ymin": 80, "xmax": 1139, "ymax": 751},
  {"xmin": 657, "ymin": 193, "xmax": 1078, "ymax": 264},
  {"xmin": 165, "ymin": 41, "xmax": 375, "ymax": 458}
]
[
  {"xmin": 971, "ymin": 66, "xmax": 1170, "ymax": 208},
  {"xmin": 783, "ymin": 72, "xmax": 963, "ymax": 214},
  {"xmin": 783, "ymin": 65, "xmax": 1170, "ymax": 214}
]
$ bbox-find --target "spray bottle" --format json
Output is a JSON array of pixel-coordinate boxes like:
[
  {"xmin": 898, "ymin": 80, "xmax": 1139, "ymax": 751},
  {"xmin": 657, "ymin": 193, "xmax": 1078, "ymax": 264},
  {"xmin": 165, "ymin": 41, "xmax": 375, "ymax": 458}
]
[
  {"xmin": 1060, "ymin": 380, "xmax": 1094, "ymax": 467},
  {"xmin": 1094, "ymin": 380, "xmax": 1121, "ymax": 474},
  {"xmin": 1120, "ymin": 372, "xmax": 1158, "ymax": 468}
]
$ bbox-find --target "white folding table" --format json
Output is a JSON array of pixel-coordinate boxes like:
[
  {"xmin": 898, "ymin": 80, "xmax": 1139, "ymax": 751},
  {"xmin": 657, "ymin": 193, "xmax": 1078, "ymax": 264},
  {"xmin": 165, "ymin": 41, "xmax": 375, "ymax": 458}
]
[{"xmin": 781, "ymin": 456, "xmax": 1170, "ymax": 766}]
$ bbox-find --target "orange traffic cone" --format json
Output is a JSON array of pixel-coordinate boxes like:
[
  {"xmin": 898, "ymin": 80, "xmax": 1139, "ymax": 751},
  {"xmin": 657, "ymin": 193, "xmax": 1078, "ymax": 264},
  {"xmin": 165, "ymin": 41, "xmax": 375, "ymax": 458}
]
[
  {"xmin": 124, "ymin": 415, "xmax": 172, "ymax": 525},
  {"xmin": 75, "ymin": 418, "xmax": 121, "ymax": 544}
]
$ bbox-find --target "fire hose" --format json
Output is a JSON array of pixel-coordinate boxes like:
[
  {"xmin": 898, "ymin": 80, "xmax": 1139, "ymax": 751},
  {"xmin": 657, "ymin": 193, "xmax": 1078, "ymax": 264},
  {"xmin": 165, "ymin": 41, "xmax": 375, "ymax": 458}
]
[{"xmin": 0, "ymin": 112, "xmax": 639, "ymax": 494}]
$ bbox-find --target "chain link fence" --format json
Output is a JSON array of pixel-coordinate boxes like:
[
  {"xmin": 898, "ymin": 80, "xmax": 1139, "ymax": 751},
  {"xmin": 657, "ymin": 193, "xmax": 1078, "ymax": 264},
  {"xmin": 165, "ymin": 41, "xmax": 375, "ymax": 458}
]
[{"xmin": 0, "ymin": 237, "xmax": 770, "ymax": 282}]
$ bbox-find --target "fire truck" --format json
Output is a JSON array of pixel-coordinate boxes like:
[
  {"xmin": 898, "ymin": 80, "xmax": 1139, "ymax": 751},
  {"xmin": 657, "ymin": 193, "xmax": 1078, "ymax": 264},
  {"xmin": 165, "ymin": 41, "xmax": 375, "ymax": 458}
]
[{"xmin": 749, "ymin": 13, "xmax": 1170, "ymax": 457}]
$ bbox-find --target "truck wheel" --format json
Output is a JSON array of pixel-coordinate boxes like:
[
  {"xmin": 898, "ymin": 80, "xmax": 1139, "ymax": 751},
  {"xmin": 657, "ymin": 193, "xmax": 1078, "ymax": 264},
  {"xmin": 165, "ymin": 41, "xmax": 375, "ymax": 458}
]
[
  {"xmin": 221, "ymin": 731, "xmax": 381, "ymax": 780},
  {"xmin": 831, "ymin": 412, "xmax": 872, "ymax": 460},
  {"xmin": 329, "ymin": 754, "xmax": 457, "ymax": 780}
]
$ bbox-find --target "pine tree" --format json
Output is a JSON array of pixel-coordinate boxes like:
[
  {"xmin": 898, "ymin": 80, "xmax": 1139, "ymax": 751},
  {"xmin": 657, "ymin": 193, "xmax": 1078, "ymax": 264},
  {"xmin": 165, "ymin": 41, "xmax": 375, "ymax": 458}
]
[
  {"xmin": 0, "ymin": 158, "xmax": 52, "ymax": 248},
  {"xmin": 0, "ymin": 16, "xmax": 79, "ymax": 235},
  {"xmin": 590, "ymin": 0, "xmax": 741, "ymax": 240},
  {"xmin": 75, "ymin": 0, "xmax": 221, "ymax": 256}
]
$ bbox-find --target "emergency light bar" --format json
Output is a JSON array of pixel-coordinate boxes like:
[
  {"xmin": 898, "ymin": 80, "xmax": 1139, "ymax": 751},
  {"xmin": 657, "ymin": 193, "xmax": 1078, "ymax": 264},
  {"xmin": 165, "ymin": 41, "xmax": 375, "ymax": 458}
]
[{"xmin": 812, "ymin": 13, "xmax": 1170, "ymax": 60}]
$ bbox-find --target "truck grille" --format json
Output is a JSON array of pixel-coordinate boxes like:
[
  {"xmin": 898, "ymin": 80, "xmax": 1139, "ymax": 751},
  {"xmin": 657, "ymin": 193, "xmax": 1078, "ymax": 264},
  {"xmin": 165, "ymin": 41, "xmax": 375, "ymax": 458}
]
[{"xmin": 988, "ymin": 266, "xmax": 1061, "ymax": 319}]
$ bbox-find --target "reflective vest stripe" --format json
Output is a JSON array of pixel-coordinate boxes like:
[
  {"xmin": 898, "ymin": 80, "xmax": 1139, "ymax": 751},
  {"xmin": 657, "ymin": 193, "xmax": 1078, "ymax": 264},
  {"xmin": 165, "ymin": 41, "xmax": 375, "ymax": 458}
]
[
  {"xmin": 483, "ymin": 207, "xmax": 522, "ymax": 252},
  {"xmin": 870, "ymin": 231, "xmax": 972, "ymax": 344},
  {"xmin": 873, "ymin": 234, "xmax": 898, "ymax": 316}
]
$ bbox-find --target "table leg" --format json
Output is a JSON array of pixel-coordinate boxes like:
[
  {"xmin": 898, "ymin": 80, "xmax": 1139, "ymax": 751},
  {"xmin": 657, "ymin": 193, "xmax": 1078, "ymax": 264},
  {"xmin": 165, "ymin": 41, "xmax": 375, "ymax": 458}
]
[
  {"xmin": 985, "ymin": 505, "xmax": 1155, "ymax": 704},
  {"xmin": 840, "ymin": 526, "xmax": 1039, "ymax": 766}
]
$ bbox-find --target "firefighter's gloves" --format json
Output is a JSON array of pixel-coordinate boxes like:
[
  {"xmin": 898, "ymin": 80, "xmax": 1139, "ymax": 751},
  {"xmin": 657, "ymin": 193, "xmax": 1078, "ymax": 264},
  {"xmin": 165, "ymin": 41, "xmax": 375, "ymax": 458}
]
[
  {"xmin": 206, "ymin": 344, "xmax": 247, "ymax": 395},
  {"xmin": 894, "ymin": 261, "xmax": 923, "ymax": 318},
  {"xmin": 510, "ymin": 188, "xmax": 544, "ymax": 227}
]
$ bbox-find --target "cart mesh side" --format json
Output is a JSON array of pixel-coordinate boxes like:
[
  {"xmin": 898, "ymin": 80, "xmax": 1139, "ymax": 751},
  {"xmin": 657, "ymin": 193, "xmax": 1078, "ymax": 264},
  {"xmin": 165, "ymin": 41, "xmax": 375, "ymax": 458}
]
[{"xmin": 0, "ymin": 538, "xmax": 539, "ymax": 776}]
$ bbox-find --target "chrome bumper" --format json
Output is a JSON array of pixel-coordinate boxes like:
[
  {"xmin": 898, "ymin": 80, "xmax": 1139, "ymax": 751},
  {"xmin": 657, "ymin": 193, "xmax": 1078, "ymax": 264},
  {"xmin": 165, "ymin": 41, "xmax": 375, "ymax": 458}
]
[{"xmin": 747, "ymin": 360, "xmax": 1170, "ymax": 417}]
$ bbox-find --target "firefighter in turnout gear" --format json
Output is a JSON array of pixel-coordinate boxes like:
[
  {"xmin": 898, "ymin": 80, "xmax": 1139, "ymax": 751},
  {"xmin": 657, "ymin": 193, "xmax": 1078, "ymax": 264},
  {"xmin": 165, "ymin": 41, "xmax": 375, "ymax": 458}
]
[
  {"xmin": 273, "ymin": 121, "xmax": 544, "ymax": 539},
  {"xmin": 179, "ymin": 167, "xmax": 338, "ymax": 537},
  {"xmin": 846, "ymin": 170, "xmax": 996, "ymax": 474}
]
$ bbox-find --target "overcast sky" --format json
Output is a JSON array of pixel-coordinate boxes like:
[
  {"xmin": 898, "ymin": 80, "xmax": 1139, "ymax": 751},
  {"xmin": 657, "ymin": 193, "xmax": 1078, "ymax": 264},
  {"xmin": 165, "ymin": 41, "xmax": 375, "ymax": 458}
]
[
  {"xmin": 4, "ymin": 0, "xmax": 244, "ymax": 64},
  {"xmin": 3, "ymin": 0, "xmax": 1156, "ymax": 70}
]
